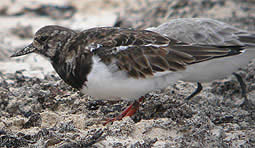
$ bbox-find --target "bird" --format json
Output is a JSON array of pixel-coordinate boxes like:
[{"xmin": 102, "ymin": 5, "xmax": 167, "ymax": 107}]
[{"xmin": 11, "ymin": 19, "xmax": 255, "ymax": 125}]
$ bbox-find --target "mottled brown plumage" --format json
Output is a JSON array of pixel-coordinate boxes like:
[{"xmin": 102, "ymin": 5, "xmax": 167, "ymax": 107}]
[
  {"xmin": 86, "ymin": 27, "xmax": 244, "ymax": 78},
  {"xmin": 11, "ymin": 25, "xmax": 245, "ymax": 87},
  {"xmin": 10, "ymin": 20, "xmax": 255, "ymax": 125}
]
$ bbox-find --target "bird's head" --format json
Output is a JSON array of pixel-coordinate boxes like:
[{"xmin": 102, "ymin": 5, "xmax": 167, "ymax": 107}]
[{"xmin": 11, "ymin": 25, "xmax": 76, "ymax": 59}]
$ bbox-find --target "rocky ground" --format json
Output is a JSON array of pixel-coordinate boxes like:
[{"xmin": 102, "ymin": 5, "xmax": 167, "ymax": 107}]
[{"xmin": 0, "ymin": 0, "xmax": 255, "ymax": 147}]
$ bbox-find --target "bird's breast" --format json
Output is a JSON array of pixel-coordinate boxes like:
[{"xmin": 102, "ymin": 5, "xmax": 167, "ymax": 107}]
[{"xmin": 80, "ymin": 56, "xmax": 181, "ymax": 100}]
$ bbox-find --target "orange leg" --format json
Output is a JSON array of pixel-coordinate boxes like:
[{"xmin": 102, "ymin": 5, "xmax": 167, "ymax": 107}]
[{"xmin": 103, "ymin": 96, "xmax": 145, "ymax": 125}]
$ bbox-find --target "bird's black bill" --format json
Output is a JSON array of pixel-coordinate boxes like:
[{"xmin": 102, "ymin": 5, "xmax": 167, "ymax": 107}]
[{"xmin": 10, "ymin": 44, "xmax": 36, "ymax": 57}]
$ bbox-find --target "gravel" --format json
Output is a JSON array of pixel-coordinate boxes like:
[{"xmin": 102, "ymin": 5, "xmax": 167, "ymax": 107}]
[{"xmin": 0, "ymin": 0, "xmax": 255, "ymax": 147}]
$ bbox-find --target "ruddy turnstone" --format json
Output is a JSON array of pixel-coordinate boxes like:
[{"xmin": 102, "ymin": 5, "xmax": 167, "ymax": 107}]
[{"xmin": 11, "ymin": 20, "xmax": 255, "ymax": 124}]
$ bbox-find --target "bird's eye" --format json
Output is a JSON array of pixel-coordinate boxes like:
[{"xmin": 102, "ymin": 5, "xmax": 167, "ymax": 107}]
[
  {"xmin": 34, "ymin": 36, "xmax": 48, "ymax": 44},
  {"xmin": 40, "ymin": 36, "xmax": 48, "ymax": 41}
]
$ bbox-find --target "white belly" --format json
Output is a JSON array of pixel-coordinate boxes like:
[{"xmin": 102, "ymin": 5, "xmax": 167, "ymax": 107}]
[
  {"xmin": 81, "ymin": 48, "xmax": 255, "ymax": 100},
  {"xmin": 81, "ymin": 56, "xmax": 182, "ymax": 101},
  {"xmin": 180, "ymin": 47, "xmax": 255, "ymax": 82}
]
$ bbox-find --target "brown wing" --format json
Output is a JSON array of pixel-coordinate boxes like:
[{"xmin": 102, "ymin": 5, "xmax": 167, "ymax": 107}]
[
  {"xmin": 84, "ymin": 27, "xmax": 245, "ymax": 79},
  {"xmin": 87, "ymin": 27, "xmax": 193, "ymax": 78},
  {"xmin": 96, "ymin": 45, "xmax": 245, "ymax": 79},
  {"xmin": 94, "ymin": 45, "xmax": 195, "ymax": 78},
  {"xmin": 77, "ymin": 27, "xmax": 174, "ymax": 53},
  {"xmin": 171, "ymin": 44, "xmax": 244, "ymax": 64},
  {"xmin": 113, "ymin": 46, "xmax": 195, "ymax": 78}
]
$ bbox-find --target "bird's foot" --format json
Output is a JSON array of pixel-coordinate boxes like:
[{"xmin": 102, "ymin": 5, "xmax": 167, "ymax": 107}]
[
  {"xmin": 232, "ymin": 72, "xmax": 249, "ymax": 107},
  {"xmin": 233, "ymin": 72, "xmax": 247, "ymax": 98},
  {"xmin": 185, "ymin": 82, "xmax": 203, "ymax": 101},
  {"xmin": 103, "ymin": 97, "xmax": 144, "ymax": 125}
]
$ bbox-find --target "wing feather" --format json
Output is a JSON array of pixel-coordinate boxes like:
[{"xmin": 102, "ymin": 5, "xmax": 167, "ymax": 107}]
[{"xmin": 88, "ymin": 27, "xmax": 245, "ymax": 79}]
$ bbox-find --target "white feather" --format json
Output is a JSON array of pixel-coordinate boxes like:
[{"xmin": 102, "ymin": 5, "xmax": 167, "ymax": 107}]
[
  {"xmin": 144, "ymin": 43, "xmax": 168, "ymax": 47},
  {"xmin": 82, "ymin": 46, "xmax": 255, "ymax": 101},
  {"xmin": 115, "ymin": 46, "xmax": 129, "ymax": 52},
  {"xmin": 81, "ymin": 56, "xmax": 182, "ymax": 101}
]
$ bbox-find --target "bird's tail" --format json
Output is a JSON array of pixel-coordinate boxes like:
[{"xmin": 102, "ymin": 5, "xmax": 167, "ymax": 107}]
[{"xmin": 237, "ymin": 33, "xmax": 255, "ymax": 47}]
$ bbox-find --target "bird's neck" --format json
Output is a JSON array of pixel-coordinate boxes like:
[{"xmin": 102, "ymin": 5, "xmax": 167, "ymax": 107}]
[{"xmin": 51, "ymin": 50, "xmax": 92, "ymax": 89}]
